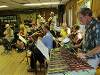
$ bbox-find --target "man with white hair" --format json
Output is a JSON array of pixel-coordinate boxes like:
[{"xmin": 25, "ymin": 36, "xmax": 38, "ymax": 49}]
[
  {"xmin": 3, "ymin": 24, "xmax": 14, "ymax": 52},
  {"xmin": 4, "ymin": 24, "xmax": 14, "ymax": 42},
  {"xmin": 77, "ymin": 8, "xmax": 100, "ymax": 69}
]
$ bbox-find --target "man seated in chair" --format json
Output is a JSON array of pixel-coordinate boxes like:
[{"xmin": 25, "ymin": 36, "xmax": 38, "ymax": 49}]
[{"xmin": 3, "ymin": 24, "xmax": 14, "ymax": 53}]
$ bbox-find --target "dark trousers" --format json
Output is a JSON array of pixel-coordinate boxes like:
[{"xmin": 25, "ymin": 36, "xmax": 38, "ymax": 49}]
[
  {"xmin": 30, "ymin": 48, "xmax": 45, "ymax": 69},
  {"xmin": 2, "ymin": 38, "xmax": 12, "ymax": 51}
]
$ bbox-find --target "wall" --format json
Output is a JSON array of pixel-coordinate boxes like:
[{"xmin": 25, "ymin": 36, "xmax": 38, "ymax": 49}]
[
  {"xmin": 0, "ymin": 8, "xmax": 57, "ymax": 23},
  {"xmin": 65, "ymin": 0, "xmax": 95, "ymax": 26},
  {"xmin": 65, "ymin": 0, "xmax": 78, "ymax": 26},
  {"xmin": 92, "ymin": 0, "xmax": 100, "ymax": 17}
]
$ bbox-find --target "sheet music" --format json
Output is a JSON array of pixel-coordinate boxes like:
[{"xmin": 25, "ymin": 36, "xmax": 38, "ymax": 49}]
[
  {"xmin": 36, "ymin": 39, "xmax": 49, "ymax": 60},
  {"xmin": 18, "ymin": 35, "xmax": 27, "ymax": 45}
]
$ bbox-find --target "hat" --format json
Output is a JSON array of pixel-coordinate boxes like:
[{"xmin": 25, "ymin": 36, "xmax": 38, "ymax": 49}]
[{"xmin": 5, "ymin": 24, "xmax": 10, "ymax": 28}]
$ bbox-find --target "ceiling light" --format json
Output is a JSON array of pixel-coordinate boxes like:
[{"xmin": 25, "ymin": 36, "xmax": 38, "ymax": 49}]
[
  {"xmin": 0, "ymin": 5, "xmax": 8, "ymax": 8},
  {"xmin": 23, "ymin": 2, "xmax": 61, "ymax": 6}
]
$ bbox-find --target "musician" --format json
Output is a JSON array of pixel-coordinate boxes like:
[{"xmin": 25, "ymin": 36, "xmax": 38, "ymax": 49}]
[{"xmin": 27, "ymin": 33, "xmax": 45, "ymax": 72}]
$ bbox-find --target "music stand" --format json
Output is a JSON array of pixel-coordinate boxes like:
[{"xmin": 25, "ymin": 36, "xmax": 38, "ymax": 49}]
[{"xmin": 18, "ymin": 35, "xmax": 29, "ymax": 64}]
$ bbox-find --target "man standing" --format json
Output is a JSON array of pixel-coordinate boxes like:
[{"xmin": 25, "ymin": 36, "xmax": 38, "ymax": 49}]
[
  {"xmin": 42, "ymin": 25, "xmax": 53, "ymax": 50},
  {"xmin": 77, "ymin": 8, "xmax": 100, "ymax": 69}
]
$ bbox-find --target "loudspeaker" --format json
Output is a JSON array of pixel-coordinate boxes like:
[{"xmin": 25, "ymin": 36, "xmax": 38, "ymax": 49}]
[
  {"xmin": 58, "ymin": 4, "xmax": 65, "ymax": 24},
  {"xmin": 58, "ymin": 5, "xmax": 65, "ymax": 15}
]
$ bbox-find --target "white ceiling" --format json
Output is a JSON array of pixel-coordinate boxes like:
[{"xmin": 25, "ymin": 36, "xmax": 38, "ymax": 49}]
[{"xmin": 0, "ymin": 0, "xmax": 69, "ymax": 10}]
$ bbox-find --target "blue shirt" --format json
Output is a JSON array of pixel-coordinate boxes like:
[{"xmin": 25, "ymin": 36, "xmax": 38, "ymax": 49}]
[
  {"xmin": 82, "ymin": 19, "xmax": 100, "ymax": 52},
  {"xmin": 42, "ymin": 31, "xmax": 53, "ymax": 50}
]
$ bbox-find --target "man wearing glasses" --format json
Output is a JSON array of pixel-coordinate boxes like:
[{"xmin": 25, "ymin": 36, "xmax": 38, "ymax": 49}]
[{"xmin": 77, "ymin": 8, "xmax": 100, "ymax": 69}]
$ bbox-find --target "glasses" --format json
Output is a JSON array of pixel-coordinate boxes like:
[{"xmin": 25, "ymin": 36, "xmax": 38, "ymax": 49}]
[{"xmin": 79, "ymin": 15, "xmax": 84, "ymax": 19}]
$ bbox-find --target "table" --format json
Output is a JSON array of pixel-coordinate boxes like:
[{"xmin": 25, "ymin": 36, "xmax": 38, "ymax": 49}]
[{"xmin": 48, "ymin": 48, "xmax": 96, "ymax": 75}]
